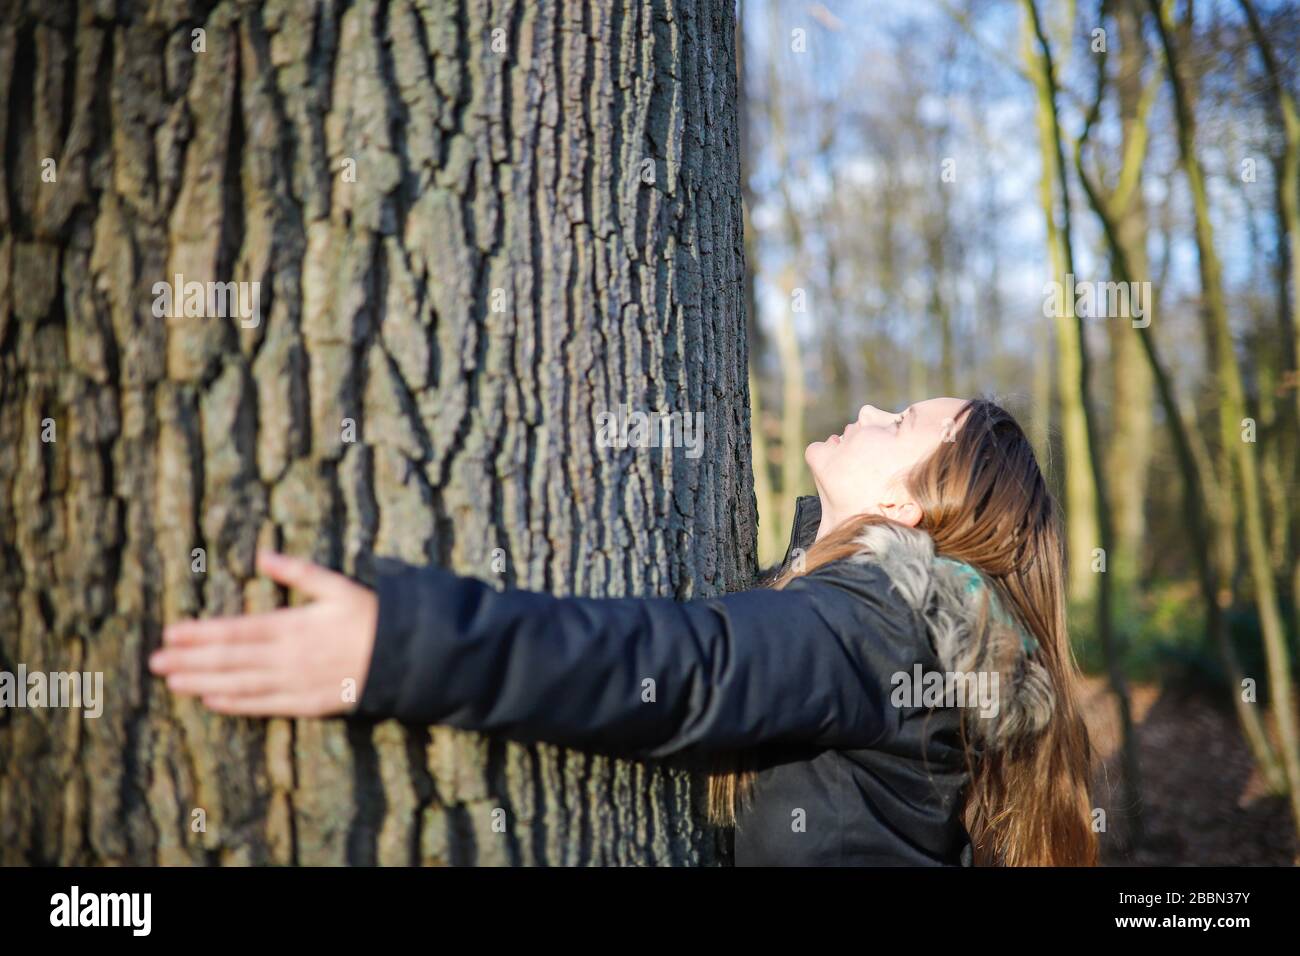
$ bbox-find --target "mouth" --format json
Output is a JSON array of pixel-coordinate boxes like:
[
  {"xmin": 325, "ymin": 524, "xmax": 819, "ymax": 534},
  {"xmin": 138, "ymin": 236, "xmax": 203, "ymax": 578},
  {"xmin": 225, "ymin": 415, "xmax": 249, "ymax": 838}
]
[{"xmin": 824, "ymin": 418, "xmax": 859, "ymax": 445}]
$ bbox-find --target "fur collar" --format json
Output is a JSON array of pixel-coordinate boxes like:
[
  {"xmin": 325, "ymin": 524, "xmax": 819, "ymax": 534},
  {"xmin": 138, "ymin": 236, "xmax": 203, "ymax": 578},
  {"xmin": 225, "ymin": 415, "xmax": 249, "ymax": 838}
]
[{"xmin": 778, "ymin": 497, "xmax": 1054, "ymax": 748}]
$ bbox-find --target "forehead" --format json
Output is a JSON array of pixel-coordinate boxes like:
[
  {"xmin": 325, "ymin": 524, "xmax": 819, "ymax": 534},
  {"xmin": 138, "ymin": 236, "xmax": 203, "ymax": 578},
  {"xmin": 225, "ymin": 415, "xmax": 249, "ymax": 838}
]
[{"xmin": 914, "ymin": 397, "xmax": 968, "ymax": 422}]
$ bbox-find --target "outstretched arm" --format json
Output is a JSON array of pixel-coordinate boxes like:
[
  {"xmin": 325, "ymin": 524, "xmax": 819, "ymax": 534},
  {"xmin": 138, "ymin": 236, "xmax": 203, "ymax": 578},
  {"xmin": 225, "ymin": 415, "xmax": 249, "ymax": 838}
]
[
  {"xmin": 151, "ymin": 550, "xmax": 914, "ymax": 758},
  {"xmin": 150, "ymin": 552, "xmax": 380, "ymax": 719}
]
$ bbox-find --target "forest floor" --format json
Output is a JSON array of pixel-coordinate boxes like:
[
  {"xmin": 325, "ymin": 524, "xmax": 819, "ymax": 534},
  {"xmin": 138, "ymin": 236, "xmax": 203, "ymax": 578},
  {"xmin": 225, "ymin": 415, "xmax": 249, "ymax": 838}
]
[{"xmin": 1081, "ymin": 675, "xmax": 1297, "ymax": 865}]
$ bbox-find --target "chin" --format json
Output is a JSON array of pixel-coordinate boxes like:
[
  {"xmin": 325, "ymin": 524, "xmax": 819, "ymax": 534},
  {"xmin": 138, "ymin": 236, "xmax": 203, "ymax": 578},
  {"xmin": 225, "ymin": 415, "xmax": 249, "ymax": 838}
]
[{"xmin": 803, "ymin": 440, "xmax": 828, "ymax": 477}]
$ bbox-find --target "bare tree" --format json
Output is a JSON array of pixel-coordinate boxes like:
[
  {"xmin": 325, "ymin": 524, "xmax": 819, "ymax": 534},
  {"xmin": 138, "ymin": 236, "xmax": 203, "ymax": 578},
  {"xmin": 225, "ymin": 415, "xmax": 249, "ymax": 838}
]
[
  {"xmin": 1148, "ymin": 0, "xmax": 1300, "ymax": 843},
  {"xmin": 1023, "ymin": 0, "xmax": 1144, "ymax": 847},
  {"xmin": 1075, "ymin": 0, "xmax": 1286, "ymax": 798}
]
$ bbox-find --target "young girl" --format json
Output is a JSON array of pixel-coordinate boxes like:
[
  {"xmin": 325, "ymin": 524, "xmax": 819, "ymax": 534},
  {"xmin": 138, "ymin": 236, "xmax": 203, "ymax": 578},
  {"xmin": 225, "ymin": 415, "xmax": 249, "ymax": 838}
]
[{"xmin": 150, "ymin": 397, "xmax": 1098, "ymax": 866}]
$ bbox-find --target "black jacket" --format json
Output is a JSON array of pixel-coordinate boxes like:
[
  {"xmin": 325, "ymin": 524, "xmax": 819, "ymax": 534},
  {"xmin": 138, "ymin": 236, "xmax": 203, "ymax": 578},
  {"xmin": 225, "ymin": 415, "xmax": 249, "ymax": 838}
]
[{"xmin": 356, "ymin": 496, "xmax": 974, "ymax": 865}]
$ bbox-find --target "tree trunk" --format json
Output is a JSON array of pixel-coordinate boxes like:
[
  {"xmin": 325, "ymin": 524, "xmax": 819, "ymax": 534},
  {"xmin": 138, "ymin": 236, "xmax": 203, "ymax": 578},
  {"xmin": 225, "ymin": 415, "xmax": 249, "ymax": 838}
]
[
  {"xmin": 0, "ymin": 0, "xmax": 755, "ymax": 866},
  {"xmin": 1024, "ymin": 0, "xmax": 1144, "ymax": 847},
  {"xmin": 1149, "ymin": 0, "xmax": 1300, "ymax": 844},
  {"xmin": 1074, "ymin": 41, "xmax": 1287, "ymax": 796},
  {"xmin": 1239, "ymin": 0, "xmax": 1300, "ymax": 660},
  {"xmin": 1105, "ymin": 0, "xmax": 1155, "ymax": 599},
  {"xmin": 1022, "ymin": 14, "xmax": 1097, "ymax": 610}
]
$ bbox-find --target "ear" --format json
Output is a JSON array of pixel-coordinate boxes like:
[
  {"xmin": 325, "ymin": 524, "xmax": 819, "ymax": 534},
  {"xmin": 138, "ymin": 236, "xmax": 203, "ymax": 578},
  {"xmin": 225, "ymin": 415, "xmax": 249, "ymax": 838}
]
[{"xmin": 880, "ymin": 498, "xmax": 922, "ymax": 528}]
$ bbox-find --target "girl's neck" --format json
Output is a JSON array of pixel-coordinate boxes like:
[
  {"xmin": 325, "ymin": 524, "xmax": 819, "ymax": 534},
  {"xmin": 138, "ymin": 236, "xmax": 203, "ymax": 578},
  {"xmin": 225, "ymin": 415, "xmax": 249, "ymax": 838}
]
[{"xmin": 814, "ymin": 506, "xmax": 842, "ymax": 543}]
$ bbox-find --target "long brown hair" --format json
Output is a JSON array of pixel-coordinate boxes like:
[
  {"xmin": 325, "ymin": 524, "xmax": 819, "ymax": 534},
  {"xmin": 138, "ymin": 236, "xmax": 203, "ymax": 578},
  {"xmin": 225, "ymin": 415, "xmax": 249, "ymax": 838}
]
[{"xmin": 710, "ymin": 398, "xmax": 1098, "ymax": 866}]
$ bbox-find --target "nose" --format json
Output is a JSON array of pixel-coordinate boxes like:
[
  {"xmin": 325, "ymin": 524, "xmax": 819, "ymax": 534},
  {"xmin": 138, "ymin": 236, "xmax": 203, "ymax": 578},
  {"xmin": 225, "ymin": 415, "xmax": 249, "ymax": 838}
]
[{"xmin": 858, "ymin": 404, "xmax": 890, "ymax": 425}]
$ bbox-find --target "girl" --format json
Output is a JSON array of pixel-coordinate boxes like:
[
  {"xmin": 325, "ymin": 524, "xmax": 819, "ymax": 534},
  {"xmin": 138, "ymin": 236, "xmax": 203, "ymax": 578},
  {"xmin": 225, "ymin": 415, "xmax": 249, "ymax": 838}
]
[{"xmin": 150, "ymin": 397, "xmax": 1098, "ymax": 866}]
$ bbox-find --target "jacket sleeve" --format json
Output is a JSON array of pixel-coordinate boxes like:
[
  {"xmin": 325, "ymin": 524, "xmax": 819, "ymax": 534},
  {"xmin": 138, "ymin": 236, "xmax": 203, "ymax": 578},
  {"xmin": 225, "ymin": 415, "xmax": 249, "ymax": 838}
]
[{"xmin": 354, "ymin": 557, "xmax": 923, "ymax": 758}]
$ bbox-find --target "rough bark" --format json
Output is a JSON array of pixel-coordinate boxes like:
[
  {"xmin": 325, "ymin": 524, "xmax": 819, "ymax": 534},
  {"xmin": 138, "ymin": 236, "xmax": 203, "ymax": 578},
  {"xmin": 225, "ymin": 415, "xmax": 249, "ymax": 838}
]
[{"xmin": 0, "ymin": 0, "xmax": 755, "ymax": 866}]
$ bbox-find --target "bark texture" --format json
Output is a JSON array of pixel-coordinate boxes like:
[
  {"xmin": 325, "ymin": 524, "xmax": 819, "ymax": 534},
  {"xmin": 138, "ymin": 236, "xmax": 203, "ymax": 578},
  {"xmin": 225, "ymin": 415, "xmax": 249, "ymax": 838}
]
[{"xmin": 0, "ymin": 0, "xmax": 755, "ymax": 865}]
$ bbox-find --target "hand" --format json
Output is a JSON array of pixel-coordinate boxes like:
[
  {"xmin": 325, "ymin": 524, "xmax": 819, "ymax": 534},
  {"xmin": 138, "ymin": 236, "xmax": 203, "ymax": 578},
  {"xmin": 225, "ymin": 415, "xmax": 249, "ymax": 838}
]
[{"xmin": 149, "ymin": 551, "xmax": 379, "ymax": 718}]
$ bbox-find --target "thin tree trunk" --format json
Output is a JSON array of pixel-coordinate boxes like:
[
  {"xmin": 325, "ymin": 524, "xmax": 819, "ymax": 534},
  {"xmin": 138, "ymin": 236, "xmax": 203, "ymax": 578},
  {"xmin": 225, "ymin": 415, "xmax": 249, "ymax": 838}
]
[
  {"xmin": 1074, "ymin": 25, "xmax": 1286, "ymax": 794},
  {"xmin": 1239, "ymin": 0, "xmax": 1300, "ymax": 659},
  {"xmin": 1239, "ymin": 0, "xmax": 1300, "ymax": 436},
  {"xmin": 1105, "ymin": 0, "xmax": 1156, "ymax": 599},
  {"xmin": 0, "ymin": 0, "xmax": 754, "ymax": 865},
  {"xmin": 1148, "ymin": 0, "xmax": 1300, "ymax": 844},
  {"xmin": 1024, "ymin": 0, "xmax": 1144, "ymax": 848},
  {"xmin": 1023, "ymin": 14, "xmax": 1098, "ymax": 611}
]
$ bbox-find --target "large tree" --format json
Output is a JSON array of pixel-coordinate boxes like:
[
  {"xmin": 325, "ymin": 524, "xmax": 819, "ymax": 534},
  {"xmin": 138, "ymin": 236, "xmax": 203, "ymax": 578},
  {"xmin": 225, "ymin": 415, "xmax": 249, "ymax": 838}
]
[{"xmin": 0, "ymin": 0, "xmax": 755, "ymax": 865}]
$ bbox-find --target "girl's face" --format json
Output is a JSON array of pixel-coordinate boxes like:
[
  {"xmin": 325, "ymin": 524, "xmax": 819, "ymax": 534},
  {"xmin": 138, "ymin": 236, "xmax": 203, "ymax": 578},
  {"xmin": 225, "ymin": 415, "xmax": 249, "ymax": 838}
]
[{"xmin": 805, "ymin": 397, "xmax": 967, "ymax": 527}]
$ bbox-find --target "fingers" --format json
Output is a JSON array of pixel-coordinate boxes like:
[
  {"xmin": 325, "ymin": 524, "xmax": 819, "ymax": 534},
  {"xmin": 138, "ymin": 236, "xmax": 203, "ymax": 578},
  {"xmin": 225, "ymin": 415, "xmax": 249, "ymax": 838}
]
[
  {"xmin": 151, "ymin": 553, "xmax": 359, "ymax": 720},
  {"xmin": 150, "ymin": 642, "xmax": 274, "ymax": 675},
  {"xmin": 162, "ymin": 608, "xmax": 301, "ymax": 647},
  {"xmin": 151, "ymin": 632, "xmax": 286, "ymax": 697},
  {"xmin": 160, "ymin": 553, "xmax": 348, "ymax": 648},
  {"xmin": 161, "ymin": 671, "xmax": 283, "ymax": 698},
  {"xmin": 256, "ymin": 550, "xmax": 351, "ymax": 600},
  {"xmin": 155, "ymin": 606, "xmax": 310, "ymax": 699},
  {"xmin": 152, "ymin": 635, "xmax": 297, "ymax": 704}
]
